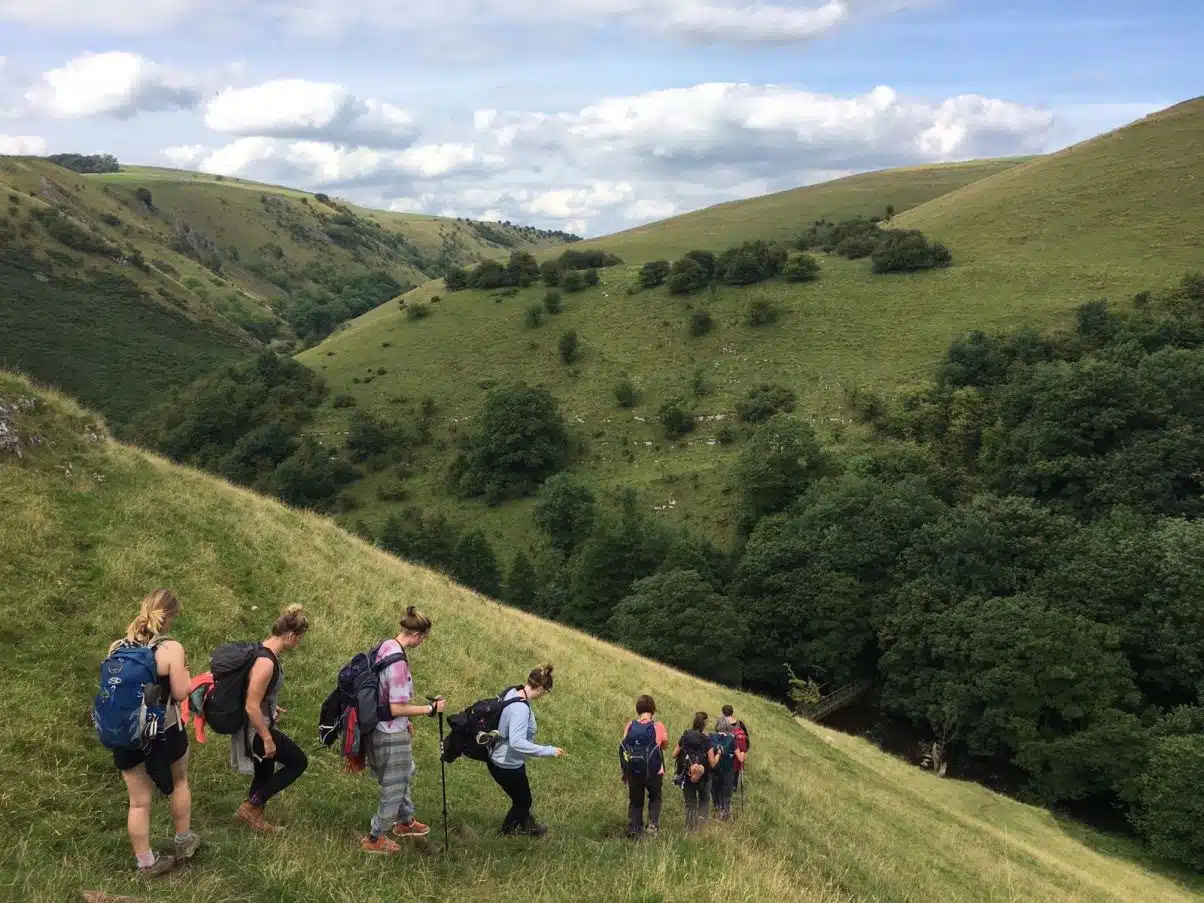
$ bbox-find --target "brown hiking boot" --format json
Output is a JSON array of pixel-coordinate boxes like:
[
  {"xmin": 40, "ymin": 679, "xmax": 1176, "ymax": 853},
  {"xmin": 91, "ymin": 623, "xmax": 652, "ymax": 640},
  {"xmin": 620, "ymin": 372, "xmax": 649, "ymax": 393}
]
[
  {"xmin": 137, "ymin": 853, "xmax": 176, "ymax": 878},
  {"xmin": 237, "ymin": 801, "xmax": 283, "ymax": 835}
]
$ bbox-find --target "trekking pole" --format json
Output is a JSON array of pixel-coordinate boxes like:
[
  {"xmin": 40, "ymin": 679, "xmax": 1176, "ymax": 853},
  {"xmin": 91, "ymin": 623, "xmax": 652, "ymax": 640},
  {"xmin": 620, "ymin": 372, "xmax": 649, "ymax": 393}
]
[{"xmin": 428, "ymin": 696, "xmax": 450, "ymax": 854}]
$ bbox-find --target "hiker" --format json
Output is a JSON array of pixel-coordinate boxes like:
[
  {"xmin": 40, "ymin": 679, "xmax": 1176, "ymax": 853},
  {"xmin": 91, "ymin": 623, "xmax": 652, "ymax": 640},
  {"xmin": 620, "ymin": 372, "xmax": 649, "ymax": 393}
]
[
  {"xmin": 619, "ymin": 694, "xmax": 669, "ymax": 838},
  {"xmin": 722, "ymin": 704, "xmax": 750, "ymax": 790},
  {"xmin": 672, "ymin": 711, "xmax": 718, "ymax": 832},
  {"xmin": 709, "ymin": 717, "xmax": 745, "ymax": 821},
  {"xmin": 488, "ymin": 664, "xmax": 564, "ymax": 837},
  {"xmin": 360, "ymin": 605, "xmax": 448, "ymax": 855},
  {"xmin": 102, "ymin": 589, "xmax": 200, "ymax": 877},
  {"xmin": 233, "ymin": 604, "xmax": 310, "ymax": 834}
]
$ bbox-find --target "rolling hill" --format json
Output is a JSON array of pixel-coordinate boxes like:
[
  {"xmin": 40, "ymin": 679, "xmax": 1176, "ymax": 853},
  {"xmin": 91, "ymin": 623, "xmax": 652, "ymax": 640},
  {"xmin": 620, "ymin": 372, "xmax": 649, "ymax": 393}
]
[
  {"xmin": 1, "ymin": 370, "xmax": 1198, "ymax": 903},
  {"xmin": 0, "ymin": 157, "xmax": 577, "ymax": 427},
  {"xmin": 296, "ymin": 98, "xmax": 1204, "ymax": 552}
]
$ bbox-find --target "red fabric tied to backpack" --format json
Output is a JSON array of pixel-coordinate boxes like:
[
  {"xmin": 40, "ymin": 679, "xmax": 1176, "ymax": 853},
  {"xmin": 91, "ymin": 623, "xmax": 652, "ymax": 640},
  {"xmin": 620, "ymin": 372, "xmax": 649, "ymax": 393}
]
[{"xmin": 340, "ymin": 706, "xmax": 367, "ymax": 774}]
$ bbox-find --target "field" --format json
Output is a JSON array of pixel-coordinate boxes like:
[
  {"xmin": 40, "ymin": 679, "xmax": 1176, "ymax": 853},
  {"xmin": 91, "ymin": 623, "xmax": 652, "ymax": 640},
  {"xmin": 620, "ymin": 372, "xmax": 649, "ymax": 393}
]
[
  {"xmin": 297, "ymin": 99, "xmax": 1204, "ymax": 551},
  {"xmin": 1, "ymin": 370, "xmax": 1199, "ymax": 903},
  {"xmin": 0, "ymin": 157, "xmax": 575, "ymax": 428}
]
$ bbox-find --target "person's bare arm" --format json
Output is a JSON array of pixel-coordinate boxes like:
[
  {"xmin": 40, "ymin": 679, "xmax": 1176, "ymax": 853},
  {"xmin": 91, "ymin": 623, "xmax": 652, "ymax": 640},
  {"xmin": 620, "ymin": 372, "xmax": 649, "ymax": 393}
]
[
  {"xmin": 391, "ymin": 699, "xmax": 445, "ymax": 718},
  {"xmin": 245, "ymin": 657, "xmax": 276, "ymax": 756},
  {"xmin": 708, "ymin": 749, "xmax": 720, "ymax": 768},
  {"xmin": 157, "ymin": 640, "xmax": 191, "ymax": 702}
]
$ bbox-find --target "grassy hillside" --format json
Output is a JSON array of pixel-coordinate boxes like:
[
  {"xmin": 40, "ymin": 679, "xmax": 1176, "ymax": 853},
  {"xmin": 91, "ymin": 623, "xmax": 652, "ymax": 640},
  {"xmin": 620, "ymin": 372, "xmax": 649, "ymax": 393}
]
[
  {"xmin": 1, "ymin": 371, "xmax": 1198, "ymax": 903},
  {"xmin": 298, "ymin": 99, "xmax": 1204, "ymax": 550},
  {"xmin": 0, "ymin": 157, "xmax": 576, "ymax": 427},
  {"xmin": 555, "ymin": 158, "xmax": 1029, "ymax": 264}
]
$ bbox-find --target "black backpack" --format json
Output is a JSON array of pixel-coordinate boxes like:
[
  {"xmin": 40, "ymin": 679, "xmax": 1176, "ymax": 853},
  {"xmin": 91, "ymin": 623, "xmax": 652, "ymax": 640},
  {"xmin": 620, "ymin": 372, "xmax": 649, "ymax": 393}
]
[
  {"xmin": 318, "ymin": 640, "xmax": 407, "ymax": 746},
  {"xmin": 677, "ymin": 730, "xmax": 709, "ymax": 780},
  {"xmin": 204, "ymin": 642, "xmax": 278, "ymax": 735},
  {"xmin": 441, "ymin": 688, "xmax": 527, "ymax": 764}
]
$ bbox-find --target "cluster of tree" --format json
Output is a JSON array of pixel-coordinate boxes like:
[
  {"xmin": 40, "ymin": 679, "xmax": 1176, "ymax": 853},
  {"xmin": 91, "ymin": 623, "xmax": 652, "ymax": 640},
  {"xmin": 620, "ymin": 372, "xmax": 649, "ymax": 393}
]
[
  {"xmin": 446, "ymin": 249, "xmax": 618, "ymax": 294},
  {"xmin": 795, "ymin": 216, "xmax": 951, "ymax": 273},
  {"xmin": 46, "ymin": 153, "xmax": 120, "ymax": 173},
  {"xmin": 377, "ymin": 508, "xmax": 503, "ymax": 598},
  {"xmin": 272, "ymin": 269, "xmax": 402, "ymax": 345},
  {"xmin": 134, "ymin": 353, "xmax": 364, "ymax": 509},
  {"xmin": 639, "ymin": 243, "xmax": 820, "ymax": 295}
]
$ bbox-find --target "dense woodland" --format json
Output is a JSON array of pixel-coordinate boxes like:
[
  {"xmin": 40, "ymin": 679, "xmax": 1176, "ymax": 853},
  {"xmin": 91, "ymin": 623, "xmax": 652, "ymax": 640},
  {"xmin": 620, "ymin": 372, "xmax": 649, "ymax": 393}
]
[{"xmin": 136, "ymin": 214, "xmax": 1204, "ymax": 868}]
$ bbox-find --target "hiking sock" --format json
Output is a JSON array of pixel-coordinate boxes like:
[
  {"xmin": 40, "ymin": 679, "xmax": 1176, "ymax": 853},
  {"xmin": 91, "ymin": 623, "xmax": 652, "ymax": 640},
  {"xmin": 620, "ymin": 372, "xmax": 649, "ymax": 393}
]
[
  {"xmin": 370, "ymin": 830, "xmax": 382, "ymax": 842},
  {"xmin": 174, "ymin": 832, "xmax": 193, "ymax": 845},
  {"xmin": 135, "ymin": 851, "xmax": 156, "ymax": 869}
]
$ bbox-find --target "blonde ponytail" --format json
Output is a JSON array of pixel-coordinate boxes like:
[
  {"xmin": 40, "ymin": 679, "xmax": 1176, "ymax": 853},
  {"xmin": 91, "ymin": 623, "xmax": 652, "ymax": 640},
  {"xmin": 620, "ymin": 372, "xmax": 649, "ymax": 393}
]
[
  {"xmin": 272, "ymin": 603, "xmax": 310, "ymax": 637},
  {"xmin": 114, "ymin": 589, "xmax": 181, "ymax": 651}
]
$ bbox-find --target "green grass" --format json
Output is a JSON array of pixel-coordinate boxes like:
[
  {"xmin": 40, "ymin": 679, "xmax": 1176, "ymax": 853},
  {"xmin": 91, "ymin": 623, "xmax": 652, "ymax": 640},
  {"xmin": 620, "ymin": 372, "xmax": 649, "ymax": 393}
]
[
  {"xmin": 299, "ymin": 99, "xmax": 1204, "ymax": 552},
  {"xmin": 554, "ymin": 158, "xmax": 1030, "ymax": 264},
  {"xmin": 2, "ymin": 371, "xmax": 1199, "ymax": 903}
]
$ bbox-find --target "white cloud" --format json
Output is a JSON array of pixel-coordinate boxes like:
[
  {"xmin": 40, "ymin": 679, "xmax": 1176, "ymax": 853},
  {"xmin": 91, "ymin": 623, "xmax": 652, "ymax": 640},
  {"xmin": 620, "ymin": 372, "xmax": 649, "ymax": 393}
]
[
  {"xmin": 162, "ymin": 80, "xmax": 1057, "ymax": 236},
  {"xmin": 160, "ymin": 144, "xmax": 208, "ymax": 166},
  {"xmin": 0, "ymin": 132, "xmax": 45, "ymax": 154},
  {"xmin": 0, "ymin": 0, "xmax": 923, "ymax": 45},
  {"xmin": 204, "ymin": 79, "xmax": 418, "ymax": 148},
  {"xmin": 25, "ymin": 52, "xmax": 200, "ymax": 119}
]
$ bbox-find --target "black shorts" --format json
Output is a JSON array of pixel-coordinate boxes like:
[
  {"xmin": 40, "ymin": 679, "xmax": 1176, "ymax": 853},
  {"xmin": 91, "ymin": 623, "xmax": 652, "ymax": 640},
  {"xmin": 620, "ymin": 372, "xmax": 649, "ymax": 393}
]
[{"xmin": 113, "ymin": 726, "xmax": 188, "ymax": 795}]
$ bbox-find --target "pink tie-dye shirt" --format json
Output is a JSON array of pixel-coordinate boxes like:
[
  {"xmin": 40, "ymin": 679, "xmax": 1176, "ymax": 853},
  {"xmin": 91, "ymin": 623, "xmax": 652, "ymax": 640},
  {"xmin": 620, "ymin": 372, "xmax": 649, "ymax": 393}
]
[{"xmin": 374, "ymin": 639, "xmax": 413, "ymax": 734}]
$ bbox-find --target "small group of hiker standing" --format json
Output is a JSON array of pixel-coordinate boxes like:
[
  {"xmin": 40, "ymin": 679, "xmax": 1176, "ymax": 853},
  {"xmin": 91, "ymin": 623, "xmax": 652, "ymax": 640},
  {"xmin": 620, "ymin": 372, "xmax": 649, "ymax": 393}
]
[
  {"xmin": 95, "ymin": 588, "xmax": 745, "ymax": 878},
  {"xmin": 619, "ymin": 696, "xmax": 749, "ymax": 837}
]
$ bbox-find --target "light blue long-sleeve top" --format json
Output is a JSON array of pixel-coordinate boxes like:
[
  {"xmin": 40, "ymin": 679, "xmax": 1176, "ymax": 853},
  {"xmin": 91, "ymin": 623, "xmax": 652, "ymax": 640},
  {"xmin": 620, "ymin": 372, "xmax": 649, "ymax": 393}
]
[{"xmin": 490, "ymin": 687, "xmax": 557, "ymax": 768}]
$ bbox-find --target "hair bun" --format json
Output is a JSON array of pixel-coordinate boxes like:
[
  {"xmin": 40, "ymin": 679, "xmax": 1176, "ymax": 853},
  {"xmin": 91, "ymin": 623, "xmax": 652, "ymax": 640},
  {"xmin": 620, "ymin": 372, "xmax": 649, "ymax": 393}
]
[
  {"xmin": 543, "ymin": 663, "xmax": 554, "ymax": 675},
  {"xmin": 406, "ymin": 605, "xmax": 417, "ymax": 617}
]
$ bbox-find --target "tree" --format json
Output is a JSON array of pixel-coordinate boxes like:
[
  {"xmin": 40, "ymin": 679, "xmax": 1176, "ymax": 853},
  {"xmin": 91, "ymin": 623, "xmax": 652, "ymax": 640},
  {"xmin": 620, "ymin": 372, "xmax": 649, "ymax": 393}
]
[
  {"xmin": 444, "ymin": 266, "xmax": 469, "ymax": 291},
  {"xmin": 609, "ymin": 570, "xmax": 746, "ymax": 685},
  {"xmin": 558, "ymin": 330, "xmax": 579, "ymax": 364},
  {"xmin": 453, "ymin": 529, "xmax": 503, "ymax": 598},
  {"xmin": 506, "ymin": 551, "xmax": 539, "ymax": 610},
  {"xmin": 716, "ymin": 241, "xmax": 787, "ymax": 285},
  {"xmin": 732, "ymin": 415, "xmax": 826, "ymax": 525},
  {"xmin": 534, "ymin": 473, "xmax": 597, "ymax": 554},
  {"xmin": 540, "ymin": 260, "xmax": 562, "ymax": 287},
  {"xmin": 782, "ymin": 252, "xmax": 820, "ymax": 283},
  {"xmin": 884, "ymin": 203, "xmax": 895, "ymax": 222},
  {"xmin": 507, "ymin": 251, "xmax": 540, "ymax": 286},
  {"xmin": 543, "ymin": 290, "xmax": 563, "ymax": 314},
  {"xmin": 735, "ymin": 382, "xmax": 797, "ymax": 423},
  {"xmin": 378, "ymin": 507, "xmax": 460, "ymax": 572},
  {"xmin": 562, "ymin": 270, "xmax": 586, "ymax": 293},
  {"xmin": 1134, "ymin": 735, "xmax": 1204, "ymax": 870},
  {"xmin": 683, "ymin": 250, "xmax": 717, "ymax": 281},
  {"xmin": 689, "ymin": 310, "xmax": 713, "ymax": 337},
  {"xmin": 272, "ymin": 440, "xmax": 357, "ymax": 510},
  {"xmin": 639, "ymin": 260, "xmax": 671, "ymax": 289},
  {"xmin": 345, "ymin": 410, "xmax": 394, "ymax": 462},
  {"xmin": 461, "ymin": 385, "xmax": 570, "ymax": 500},
  {"xmin": 584, "ymin": 268, "xmax": 600, "ymax": 286},
  {"xmin": 658, "ymin": 398, "xmax": 694, "ymax": 439},
  {"xmin": 469, "ymin": 258, "xmax": 508, "ymax": 289},
  {"xmin": 667, "ymin": 258, "xmax": 709, "ymax": 295}
]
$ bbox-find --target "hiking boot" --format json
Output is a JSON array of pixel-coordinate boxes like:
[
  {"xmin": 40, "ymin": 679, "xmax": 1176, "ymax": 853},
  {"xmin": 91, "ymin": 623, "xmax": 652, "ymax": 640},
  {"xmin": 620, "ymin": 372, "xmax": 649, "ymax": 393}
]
[
  {"xmin": 237, "ymin": 801, "xmax": 283, "ymax": 836},
  {"xmin": 360, "ymin": 835, "xmax": 402, "ymax": 855},
  {"xmin": 174, "ymin": 831, "xmax": 201, "ymax": 862},
  {"xmin": 137, "ymin": 853, "xmax": 175, "ymax": 878},
  {"xmin": 476, "ymin": 729, "xmax": 501, "ymax": 747},
  {"xmin": 645, "ymin": 824, "xmax": 659, "ymax": 836},
  {"xmin": 393, "ymin": 819, "xmax": 431, "ymax": 838},
  {"xmin": 522, "ymin": 816, "xmax": 548, "ymax": 838}
]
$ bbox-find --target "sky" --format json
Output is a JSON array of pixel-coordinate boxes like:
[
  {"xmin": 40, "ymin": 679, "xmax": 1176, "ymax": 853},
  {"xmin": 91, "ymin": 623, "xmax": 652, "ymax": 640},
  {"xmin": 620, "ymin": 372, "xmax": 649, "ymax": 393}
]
[{"xmin": 0, "ymin": 1, "xmax": 1199, "ymax": 236}]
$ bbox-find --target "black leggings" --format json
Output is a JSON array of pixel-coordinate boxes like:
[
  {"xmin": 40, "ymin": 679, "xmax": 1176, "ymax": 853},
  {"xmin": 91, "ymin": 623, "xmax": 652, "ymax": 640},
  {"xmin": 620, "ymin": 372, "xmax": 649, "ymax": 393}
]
[
  {"xmin": 248, "ymin": 728, "xmax": 308, "ymax": 807},
  {"xmin": 487, "ymin": 761, "xmax": 533, "ymax": 832},
  {"xmin": 627, "ymin": 772, "xmax": 663, "ymax": 832}
]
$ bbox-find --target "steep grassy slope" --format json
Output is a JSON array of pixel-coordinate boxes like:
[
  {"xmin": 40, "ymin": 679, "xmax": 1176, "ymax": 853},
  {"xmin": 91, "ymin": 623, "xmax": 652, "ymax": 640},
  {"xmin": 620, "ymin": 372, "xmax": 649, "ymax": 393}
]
[
  {"xmin": 0, "ymin": 157, "xmax": 576, "ymax": 426},
  {"xmin": 555, "ymin": 158, "xmax": 1029, "ymax": 263},
  {"xmin": 299, "ymin": 100, "xmax": 1204, "ymax": 550},
  {"xmin": 1, "ymin": 371, "xmax": 1198, "ymax": 903}
]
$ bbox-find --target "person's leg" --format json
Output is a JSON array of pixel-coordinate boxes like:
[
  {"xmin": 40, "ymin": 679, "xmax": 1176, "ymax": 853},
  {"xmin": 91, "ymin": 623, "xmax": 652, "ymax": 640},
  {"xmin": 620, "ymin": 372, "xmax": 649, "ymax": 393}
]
[
  {"xmin": 627, "ymin": 774, "xmax": 646, "ymax": 835},
  {"xmin": 683, "ymin": 785, "xmax": 697, "ymax": 831},
  {"xmin": 368, "ymin": 734, "xmax": 411, "ymax": 838},
  {"xmin": 699, "ymin": 774, "xmax": 710, "ymax": 823},
  {"xmin": 120, "ymin": 765, "xmax": 154, "ymax": 859},
  {"xmin": 488, "ymin": 762, "xmax": 527, "ymax": 833},
  {"xmin": 253, "ymin": 729, "xmax": 309, "ymax": 805},
  {"xmin": 647, "ymin": 773, "xmax": 663, "ymax": 829},
  {"xmin": 168, "ymin": 752, "xmax": 192, "ymax": 834},
  {"xmin": 720, "ymin": 772, "xmax": 735, "ymax": 818}
]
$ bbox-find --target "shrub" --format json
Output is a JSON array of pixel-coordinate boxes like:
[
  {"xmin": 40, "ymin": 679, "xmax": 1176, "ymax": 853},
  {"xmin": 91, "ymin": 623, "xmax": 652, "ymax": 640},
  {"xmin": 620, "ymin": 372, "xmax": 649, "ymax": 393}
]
[
  {"xmin": 100, "ymin": 213, "xmax": 122, "ymax": 228},
  {"xmin": 1181, "ymin": 271, "xmax": 1204, "ymax": 302},
  {"xmin": 614, "ymin": 378, "xmax": 639, "ymax": 408},
  {"xmin": 639, "ymin": 260, "xmax": 671, "ymax": 289},
  {"xmin": 406, "ymin": 303, "xmax": 430, "ymax": 321},
  {"xmin": 835, "ymin": 234, "xmax": 879, "ymax": 259},
  {"xmin": 562, "ymin": 270, "xmax": 586, "ymax": 293},
  {"xmin": 746, "ymin": 298, "xmax": 779, "ymax": 327},
  {"xmin": 658, "ymin": 398, "xmax": 694, "ymax": 439},
  {"xmin": 543, "ymin": 290, "xmax": 563, "ymax": 315},
  {"xmin": 871, "ymin": 230, "xmax": 953, "ymax": 273},
  {"xmin": 134, "ymin": 187, "xmax": 153, "ymax": 208},
  {"xmin": 540, "ymin": 260, "xmax": 561, "ymax": 287},
  {"xmin": 524, "ymin": 304, "xmax": 545, "ymax": 328},
  {"xmin": 559, "ymin": 329, "xmax": 579, "ymax": 364},
  {"xmin": 716, "ymin": 422, "xmax": 738, "ymax": 444},
  {"xmin": 584, "ymin": 268, "xmax": 600, "ymax": 286},
  {"xmin": 444, "ymin": 266, "xmax": 469, "ymax": 291},
  {"xmin": 782, "ymin": 252, "xmax": 821, "ymax": 282},
  {"xmin": 668, "ymin": 257, "xmax": 709, "ymax": 295},
  {"xmin": 683, "ymin": 250, "xmax": 717, "ymax": 281},
  {"xmin": 332, "ymin": 394, "xmax": 357, "ymax": 409},
  {"xmin": 690, "ymin": 310, "xmax": 713, "ymax": 337},
  {"xmin": 716, "ymin": 241, "xmax": 788, "ymax": 285},
  {"xmin": 468, "ymin": 258, "xmax": 509, "ymax": 290},
  {"xmin": 1133, "ymin": 290, "xmax": 1151, "ymax": 308},
  {"xmin": 736, "ymin": 382, "xmax": 797, "ymax": 423},
  {"xmin": 557, "ymin": 249, "xmax": 622, "ymax": 270}
]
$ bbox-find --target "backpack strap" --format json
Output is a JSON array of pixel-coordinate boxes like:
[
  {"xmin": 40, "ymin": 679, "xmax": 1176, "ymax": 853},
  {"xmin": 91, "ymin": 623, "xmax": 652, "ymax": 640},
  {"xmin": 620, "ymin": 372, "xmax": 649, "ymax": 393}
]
[{"xmin": 255, "ymin": 646, "xmax": 281, "ymax": 695}]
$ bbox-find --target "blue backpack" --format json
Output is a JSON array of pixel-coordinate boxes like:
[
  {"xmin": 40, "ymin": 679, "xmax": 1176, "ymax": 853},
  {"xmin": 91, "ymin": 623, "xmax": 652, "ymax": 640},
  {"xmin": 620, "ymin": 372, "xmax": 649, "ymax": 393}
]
[
  {"xmin": 619, "ymin": 720, "xmax": 662, "ymax": 778},
  {"xmin": 711, "ymin": 733, "xmax": 737, "ymax": 774},
  {"xmin": 93, "ymin": 641, "xmax": 167, "ymax": 751}
]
